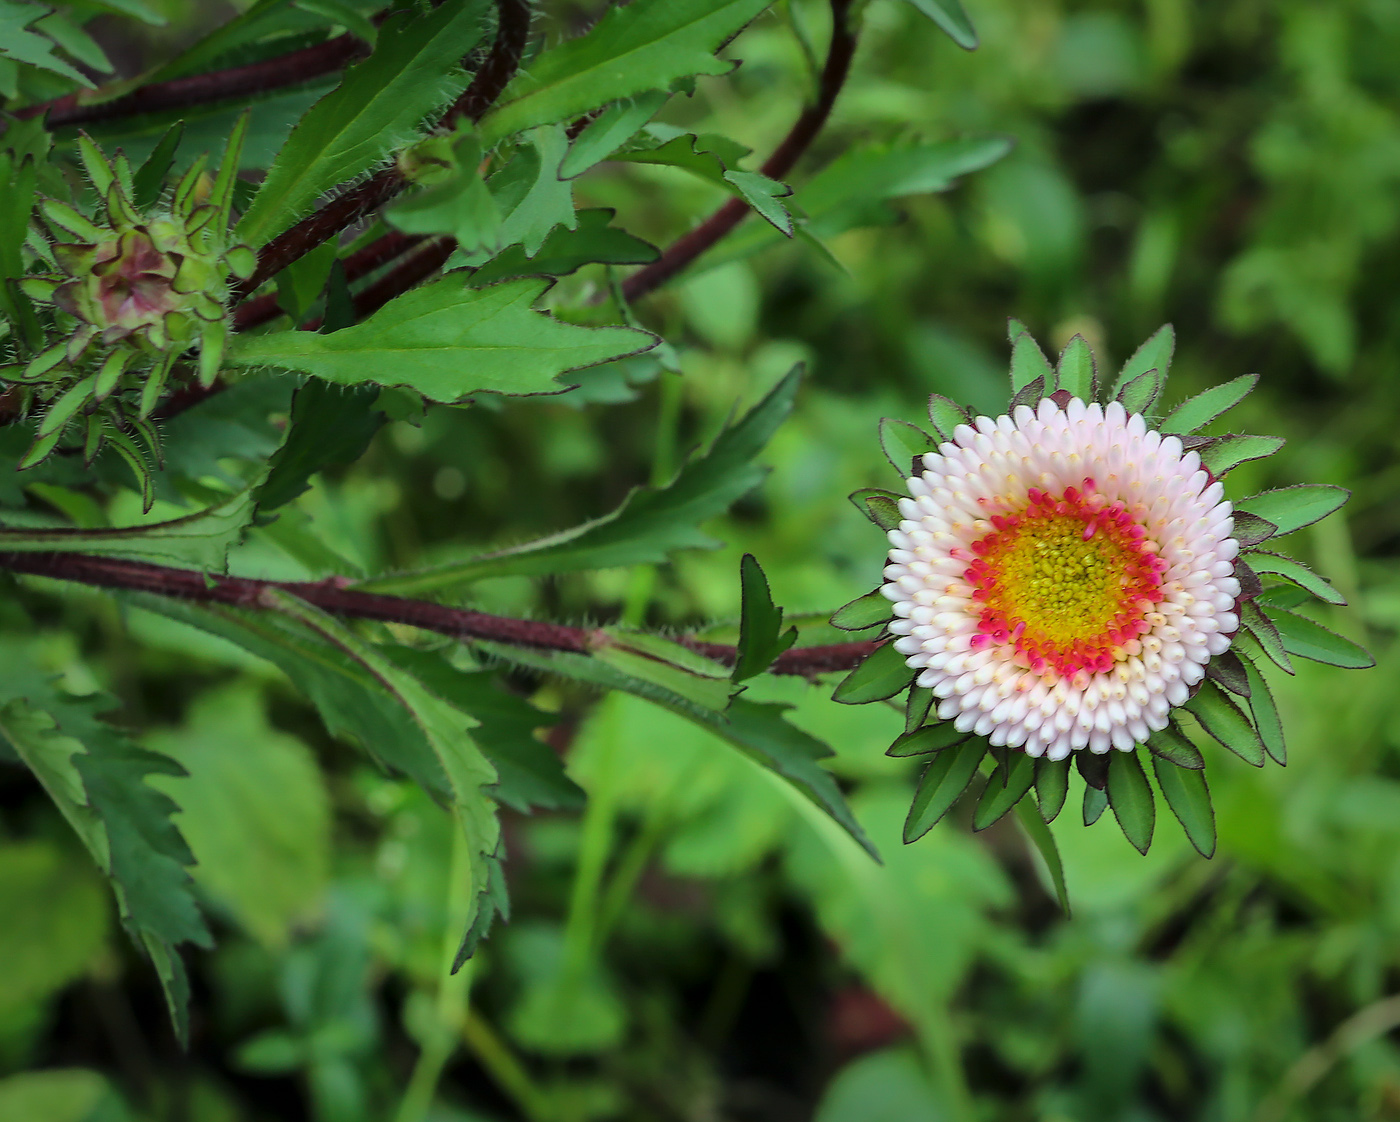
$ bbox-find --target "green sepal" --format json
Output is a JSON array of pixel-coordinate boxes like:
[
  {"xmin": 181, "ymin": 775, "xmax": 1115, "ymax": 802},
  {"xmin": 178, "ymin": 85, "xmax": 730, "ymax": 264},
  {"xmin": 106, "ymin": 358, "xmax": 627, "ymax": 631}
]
[
  {"xmin": 171, "ymin": 154, "xmax": 209, "ymax": 219},
  {"xmin": 905, "ymin": 683, "xmax": 935, "ymax": 732},
  {"xmin": 926, "ymin": 393, "xmax": 969, "ymax": 441},
  {"xmin": 1240, "ymin": 599, "xmax": 1295, "ymax": 674},
  {"xmin": 830, "ymin": 588, "xmax": 890, "ymax": 632},
  {"xmin": 210, "ymin": 109, "xmax": 251, "ymax": 228},
  {"xmin": 1205, "ymin": 649, "xmax": 1251, "ymax": 697},
  {"xmin": 1246, "ymin": 551, "xmax": 1345, "ymax": 606},
  {"xmin": 19, "ymin": 427, "xmax": 65, "ymax": 470},
  {"xmin": 1146, "ymin": 722, "xmax": 1204, "ymax": 769},
  {"xmin": 1110, "ymin": 323, "xmax": 1174, "ymax": 404},
  {"xmin": 832, "ymin": 641, "xmax": 912, "ymax": 705},
  {"xmin": 1014, "ymin": 799, "xmax": 1070, "ymax": 915},
  {"xmin": 903, "ymin": 738, "xmax": 986, "ymax": 843},
  {"xmin": 902, "ymin": 0, "xmax": 978, "ymax": 49},
  {"xmin": 1009, "ymin": 329, "xmax": 1053, "ymax": 394},
  {"xmin": 133, "ymin": 122, "xmax": 184, "ymax": 210},
  {"xmin": 1082, "ymin": 783, "xmax": 1107, "ymax": 826},
  {"xmin": 1199, "ymin": 435, "xmax": 1285, "ymax": 476},
  {"xmin": 974, "ymin": 752, "xmax": 1036, "ymax": 830},
  {"xmin": 1266, "ymin": 606, "xmax": 1374, "ymax": 669},
  {"xmin": 36, "ymin": 372, "xmax": 97, "ymax": 438},
  {"xmin": 1010, "ymin": 373, "xmax": 1046, "ymax": 410},
  {"xmin": 1236, "ymin": 646, "xmax": 1286, "ymax": 765},
  {"xmin": 1055, "ymin": 334, "xmax": 1096, "ymax": 400},
  {"xmin": 1152, "ymin": 753, "xmax": 1216, "ymax": 858},
  {"xmin": 1034, "ymin": 756, "xmax": 1070, "ymax": 822},
  {"xmin": 1106, "ymin": 750, "xmax": 1155, "ymax": 854},
  {"xmin": 1232, "ymin": 512, "xmax": 1278, "ymax": 548},
  {"xmin": 1114, "ymin": 367, "xmax": 1161, "ymax": 415},
  {"xmin": 40, "ymin": 198, "xmax": 104, "ymax": 242},
  {"xmin": 886, "ymin": 722, "xmax": 967, "ymax": 757},
  {"xmin": 879, "ymin": 417, "xmax": 937, "ymax": 479},
  {"xmin": 850, "ymin": 487, "xmax": 901, "ymax": 531},
  {"xmin": 1236, "ymin": 485, "xmax": 1349, "ymax": 538},
  {"xmin": 1184, "ymin": 679, "xmax": 1264, "ymax": 767},
  {"xmin": 1160, "ymin": 373, "xmax": 1258, "ymax": 434}
]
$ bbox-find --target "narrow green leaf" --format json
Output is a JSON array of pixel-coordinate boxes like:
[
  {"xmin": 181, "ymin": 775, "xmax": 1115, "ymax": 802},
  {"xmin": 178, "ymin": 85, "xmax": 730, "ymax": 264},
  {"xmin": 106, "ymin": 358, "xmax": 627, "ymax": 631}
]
[
  {"xmin": 1010, "ymin": 332, "xmax": 1054, "ymax": 394},
  {"xmin": 1015, "ymin": 800, "xmax": 1070, "ymax": 915},
  {"xmin": 355, "ymin": 368, "xmax": 798, "ymax": 593},
  {"xmin": 256, "ymin": 381, "xmax": 383, "ymax": 513},
  {"xmin": 227, "ymin": 276, "xmax": 655, "ymax": 403},
  {"xmin": 479, "ymin": 0, "xmax": 772, "ymax": 146},
  {"xmin": 0, "ymin": 1, "xmax": 95, "ymax": 86},
  {"xmin": 831, "ymin": 588, "xmax": 890, "ymax": 632},
  {"xmin": 926, "ymin": 393, "xmax": 969, "ymax": 441},
  {"xmin": 1184, "ymin": 679, "xmax": 1265, "ymax": 767},
  {"xmin": 1114, "ymin": 367, "xmax": 1162, "ymax": 415},
  {"xmin": 833, "ymin": 642, "xmax": 912, "ymax": 705},
  {"xmin": 886, "ymin": 722, "xmax": 967, "ymax": 757},
  {"xmin": 1055, "ymin": 334, "xmax": 1096, "ymax": 400},
  {"xmin": 1199, "ymin": 435, "xmax": 1286, "ymax": 476},
  {"xmin": 1240, "ymin": 599, "xmax": 1295, "ymax": 674},
  {"xmin": 1147, "ymin": 722, "xmax": 1204, "ymax": 769},
  {"xmin": 905, "ymin": 683, "xmax": 935, "ymax": 732},
  {"xmin": 733, "ymin": 554, "xmax": 798, "ymax": 682},
  {"xmin": 1236, "ymin": 648, "xmax": 1286, "ymax": 765},
  {"xmin": 1082, "ymin": 783, "xmax": 1107, "ymax": 826},
  {"xmin": 1034, "ymin": 757, "xmax": 1070, "ymax": 822},
  {"xmin": 1106, "ymin": 751, "xmax": 1155, "ymax": 854},
  {"xmin": 850, "ymin": 488, "xmax": 902, "ymax": 532},
  {"xmin": 879, "ymin": 417, "xmax": 937, "ymax": 478},
  {"xmin": 1246, "ymin": 551, "xmax": 1346, "ymax": 606},
  {"xmin": 1205, "ymin": 649, "xmax": 1251, "ymax": 697},
  {"xmin": 901, "ymin": 0, "xmax": 978, "ymax": 49},
  {"xmin": 1237, "ymin": 485, "xmax": 1349, "ymax": 538},
  {"xmin": 904, "ymin": 739, "xmax": 987, "ymax": 842},
  {"xmin": 973, "ymin": 752, "xmax": 1036, "ymax": 830},
  {"xmin": 236, "ymin": 1, "xmax": 489, "ymax": 245},
  {"xmin": 1111, "ymin": 324, "xmax": 1174, "ymax": 403},
  {"xmin": 1160, "ymin": 373, "xmax": 1258, "ymax": 434},
  {"xmin": 1151, "ymin": 754, "xmax": 1215, "ymax": 858},
  {"xmin": 560, "ymin": 91, "xmax": 670, "ymax": 178},
  {"xmin": 1267, "ymin": 607, "xmax": 1375, "ymax": 669}
]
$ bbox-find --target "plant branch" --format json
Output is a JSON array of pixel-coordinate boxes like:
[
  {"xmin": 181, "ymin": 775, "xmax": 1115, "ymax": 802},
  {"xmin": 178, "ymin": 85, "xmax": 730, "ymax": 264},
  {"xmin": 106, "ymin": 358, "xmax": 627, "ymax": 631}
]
[
  {"xmin": 0, "ymin": 551, "xmax": 879, "ymax": 675},
  {"xmin": 619, "ymin": 0, "xmax": 857, "ymax": 304}
]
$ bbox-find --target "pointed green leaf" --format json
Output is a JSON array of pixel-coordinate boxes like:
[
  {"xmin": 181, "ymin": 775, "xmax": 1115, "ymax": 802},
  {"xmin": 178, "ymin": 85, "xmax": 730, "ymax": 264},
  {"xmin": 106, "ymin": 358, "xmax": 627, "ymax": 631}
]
[
  {"xmin": 1199, "ymin": 435, "xmax": 1286, "ymax": 476},
  {"xmin": 356, "ymin": 368, "xmax": 798, "ymax": 592},
  {"xmin": 901, "ymin": 0, "xmax": 978, "ymax": 49},
  {"xmin": 1146, "ymin": 722, "xmax": 1204, "ymax": 769},
  {"xmin": 879, "ymin": 417, "xmax": 938, "ymax": 478},
  {"xmin": 1232, "ymin": 511, "xmax": 1279, "ymax": 548},
  {"xmin": 1160, "ymin": 373, "xmax": 1258, "ymax": 434},
  {"xmin": 1010, "ymin": 332, "xmax": 1054, "ymax": 394},
  {"xmin": 1114, "ymin": 367, "xmax": 1162, "ymax": 415},
  {"xmin": 1237, "ymin": 485, "xmax": 1349, "ymax": 538},
  {"xmin": 886, "ymin": 722, "xmax": 968, "ymax": 757},
  {"xmin": 227, "ymin": 276, "xmax": 655, "ymax": 403},
  {"xmin": 1082, "ymin": 783, "xmax": 1107, "ymax": 826},
  {"xmin": 560, "ymin": 91, "xmax": 670, "ymax": 178},
  {"xmin": 974, "ymin": 752, "xmax": 1036, "ymax": 830},
  {"xmin": 1151, "ymin": 754, "xmax": 1215, "ymax": 858},
  {"xmin": 256, "ymin": 381, "xmax": 383, "ymax": 513},
  {"xmin": 831, "ymin": 588, "xmax": 890, "ymax": 632},
  {"xmin": 833, "ymin": 642, "xmax": 912, "ymax": 705},
  {"xmin": 926, "ymin": 393, "xmax": 969, "ymax": 441},
  {"xmin": 1240, "ymin": 599, "xmax": 1295, "ymax": 674},
  {"xmin": 1235, "ymin": 646, "xmax": 1285, "ymax": 765},
  {"xmin": 0, "ymin": 1, "xmax": 95, "ymax": 86},
  {"xmin": 1111, "ymin": 324, "xmax": 1174, "ymax": 403},
  {"xmin": 1055, "ymin": 334, "xmax": 1096, "ymax": 400},
  {"xmin": 1267, "ymin": 607, "xmax": 1374, "ymax": 669},
  {"xmin": 905, "ymin": 683, "xmax": 935, "ymax": 732},
  {"xmin": 1106, "ymin": 751, "xmax": 1154, "ymax": 854},
  {"xmin": 904, "ymin": 738, "xmax": 986, "ymax": 842},
  {"xmin": 1034, "ymin": 756, "xmax": 1070, "ymax": 822},
  {"xmin": 1205, "ymin": 649, "xmax": 1250, "ymax": 697},
  {"xmin": 1184, "ymin": 679, "xmax": 1264, "ymax": 767},
  {"xmin": 1015, "ymin": 800, "xmax": 1070, "ymax": 915},
  {"xmin": 1246, "ymin": 551, "xmax": 1346, "ymax": 606},
  {"xmin": 850, "ymin": 488, "xmax": 902, "ymax": 532},
  {"xmin": 733, "ymin": 554, "xmax": 797, "ymax": 682}
]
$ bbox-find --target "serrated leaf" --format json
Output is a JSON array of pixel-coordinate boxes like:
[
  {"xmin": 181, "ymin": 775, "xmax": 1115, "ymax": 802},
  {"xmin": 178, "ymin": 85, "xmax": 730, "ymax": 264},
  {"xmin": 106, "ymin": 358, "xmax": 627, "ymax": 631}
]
[
  {"xmin": 1160, "ymin": 373, "xmax": 1258, "ymax": 434},
  {"xmin": 1111, "ymin": 324, "xmax": 1174, "ymax": 403},
  {"xmin": 733, "ymin": 554, "xmax": 797, "ymax": 681},
  {"xmin": 1151, "ymin": 754, "xmax": 1215, "ymax": 858},
  {"xmin": 1010, "ymin": 332, "xmax": 1054, "ymax": 394},
  {"xmin": 1235, "ymin": 645, "xmax": 1286, "ymax": 765},
  {"xmin": 831, "ymin": 588, "xmax": 890, "ymax": 632},
  {"xmin": 479, "ymin": 0, "xmax": 772, "ymax": 146},
  {"xmin": 357, "ymin": 368, "xmax": 798, "ymax": 593},
  {"xmin": 904, "ymin": 739, "xmax": 986, "ymax": 842},
  {"xmin": 227, "ymin": 276, "xmax": 655, "ymax": 403},
  {"xmin": 1056, "ymin": 334, "xmax": 1096, "ymax": 400},
  {"xmin": 0, "ymin": 0, "xmax": 94, "ymax": 87},
  {"xmin": 1246, "ymin": 551, "xmax": 1345, "ymax": 606},
  {"xmin": 901, "ymin": 0, "xmax": 978, "ymax": 49},
  {"xmin": 256, "ymin": 381, "xmax": 383, "ymax": 513},
  {"xmin": 1199, "ymin": 435, "xmax": 1286, "ymax": 476},
  {"xmin": 1237, "ymin": 485, "xmax": 1349, "ymax": 538},
  {"xmin": 1266, "ymin": 606, "xmax": 1374, "ymax": 669},
  {"xmin": 490, "ymin": 125, "xmax": 579, "ymax": 256},
  {"xmin": 560, "ymin": 91, "xmax": 670, "ymax": 178},
  {"xmin": 926, "ymin": 394, "xmax": 969, "ymax": 441},
  {"xmin": 1106, "ymin": 751, "xmax": 1154, "ymax": 854},
  {"xmin": 1082, "ymin": 783, "xmax": 1107, "ymax": 826},
  {"xmin": 1146, "ymin": 722, "xmax": 1204, "ymax": 769},
  {"xmin": 1115, "ymin": 367, "xmax": 1162, "ymax": 415},
  {"xmin": 237, "ymin": 1, "xmax": 489, "ymax": 245},
  {"xmin": 1240, "ymin": 599, "xmax": 1294, "ymax": 674},
  {"xmin": 1184, "ymin": 679, "xmax": 1264, "ymax": 767},
  {"xmin": 886, "ymin": 722, "xmax": 968, "ymax": 757},
  {"xmin": 469, "ymin": 208, "xmax": 658, "ymax": 284},
  {"xmin": 1014, "ymin": 800, "xmax": 1069, "ymax": 915},
  {"xmin": 832, "ymin": 642, "xmax": 912, "ymax": 705},
  {"xmin": 851, "ymin": 488, "xmax": 901, "ymax": 531},
  {"xmin": 973, "ymin": 752, "xmax": 1035, "ymax": 830},
  {"xmin": 879, "ymin": 418, "xmax": 937, "ymax": 479},
  {"xmin": 1034, "ymin": 756, "xmax": 1069, "ymax": 822}
]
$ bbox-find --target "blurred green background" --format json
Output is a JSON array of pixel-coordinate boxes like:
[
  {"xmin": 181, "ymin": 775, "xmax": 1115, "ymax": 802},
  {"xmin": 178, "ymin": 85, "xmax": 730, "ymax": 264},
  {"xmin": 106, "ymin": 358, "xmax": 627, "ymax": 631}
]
[{"xmin": 4, "ymin": 0, "xmax": 1400, "ymax": 1119}]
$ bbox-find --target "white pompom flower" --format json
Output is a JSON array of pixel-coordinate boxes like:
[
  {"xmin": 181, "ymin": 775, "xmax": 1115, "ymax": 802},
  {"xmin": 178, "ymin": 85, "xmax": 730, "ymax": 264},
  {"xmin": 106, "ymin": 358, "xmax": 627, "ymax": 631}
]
[{"xmin": 881, "ymin": 396, "xmax": 1241, "ymax": 761}]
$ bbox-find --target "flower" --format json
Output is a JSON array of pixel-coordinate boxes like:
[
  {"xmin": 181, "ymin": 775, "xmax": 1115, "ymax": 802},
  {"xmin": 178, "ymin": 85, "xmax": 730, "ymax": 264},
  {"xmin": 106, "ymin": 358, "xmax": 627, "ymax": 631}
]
[{"xmin": 881, "ymin": 396, "xmax": 1241, "ymax": 761}]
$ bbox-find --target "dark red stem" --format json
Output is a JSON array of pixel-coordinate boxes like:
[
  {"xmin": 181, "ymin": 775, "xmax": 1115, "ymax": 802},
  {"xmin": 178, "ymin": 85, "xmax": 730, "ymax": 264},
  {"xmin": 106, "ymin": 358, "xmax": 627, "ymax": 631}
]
[
  {"xmin": 620, "ymin": 0, "xmax": 857, "ymax": 303},
  {"xmin": 0, "ymin": 551, "xmax": 879, "ymax": 675}
]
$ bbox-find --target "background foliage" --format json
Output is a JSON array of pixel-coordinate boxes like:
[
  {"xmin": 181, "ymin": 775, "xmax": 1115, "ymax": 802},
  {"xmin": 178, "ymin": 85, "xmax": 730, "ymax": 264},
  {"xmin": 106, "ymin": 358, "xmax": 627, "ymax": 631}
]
[{"xmin": 2, "ymin": 0, "xmax": 1399, "ymax": 1120}]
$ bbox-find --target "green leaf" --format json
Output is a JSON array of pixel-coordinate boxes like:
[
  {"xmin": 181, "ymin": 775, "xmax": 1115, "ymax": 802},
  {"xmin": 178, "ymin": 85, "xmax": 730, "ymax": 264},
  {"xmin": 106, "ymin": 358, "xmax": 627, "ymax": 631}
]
[
  {"xmin": 832, "ymin": 642, "xmax": 912, "ymax": 705},
  {"xmin": 886, "ymin": 722, "xmax": 968, "ymax": 757},
  {"xmin": 1146, "ymin": 722, "xmax": 1204, "ymax": 769},
  {"xmin": 236, "ymin": 0, "xmax": 489, "ymax": 246},
  {"xmin": 256, "ymin": 381, "xmax": 383, "ymax": 513},
  {"xmin": 469, "ymin": 208, "xmax": 658, "ymax": 284},
  {"xmin": 356, "ymin": 368, "xmax": 797, "ymax": 592},
  {"xmin": 1114, "ymin": 367, "xmax": 1162, "ymax": 415},
  {"xmin": 1237, "ymin": 485, "xmax": 1349, "ymax": 537},
  {"xmin": 1034, "ymin": 756, "xmax": 1069, "ymax": 822},
  {"xmin": 1010, "ymin": 331, "xmax": 1054, "ymax": 394},
  {"xmin": 1160, "ymin": 374, "xmax": 1258, "ymax": 434},
  {"xmin": 925, "ymin": 393, "xmax": 969, "ymax": 441},
  {"xmin": 901, "ymin": 0, "xmax": 978, "ymax": 49},
  {"xmin": 1055, "ymin": 334, "xmax": 1096, "ymax": 400},
  {"xmin": 1082, "ymin": 784, "xmax": 1107, "ymax": 826},
  {"xmin": 1198, "ymin": 435, "xmax": 1286, "ymax": 476},
  {"xmin": 831, "ymin": 588, "xmax": 890, "ymax": 632},
  {"xmin": 1110, "ymin": 324, "xmax": 1174, "ymax": 403},
  {"xmin": 1240, "ymin": 599, "xmax": 1294, "ymax": 674},
  {"xmin": 1246, "ymin": 550, "xmax": 1346, "ymax": 606},
  {"xmin": 1184, "ymin": 679, "xmax": 1264, "ymax": 767},
  {"xmin": 490, "ymin": 125, "xmax": 579, "ymax": 256},
  {"xmin": 1235, "ymin": 644, "xmax": 1286, "ymax": 765},
  {"xmin": 387, "ymin": 130, "xmax": 502, "ymax": 254},
  {"xmin": 1266, "ymin": 606, "xmax": 1375, "ymax": 669},
  {"xmin": 903, "ymin": 739, "xmax": 986, "ymax": 842},
  {"xmin": 560, "ymin": 91, "xmax": 670, "ymax": 178},
  {"xmin": 733, "ymin": 554, "xmax": 798, "ymax": 682},
  {"xmin": 973, "ymin": 752, "xmax": 1036, "ymax": 830},
  {"xmin": 479, "ymin": 0, "xmax": 772, "ymax": 146},
  {"xmin": 850, "ymin": 488, "xmax": 901, "ymax": 531},
  {"xmin": 1106, "ymin": 751, "xmax": 1154, "ymax": 854},
  {"xmin": 1014, "ymin": 800, "xmax": 1070, "ymax": 915},
  {"xmin": 0, "ymin": 0, "xmax": 94, "ymax": 87},
  {"xmin": 227, "ymin": 276, "xmax": 655, "ymax": 403},
  {"xmin": 879, "ymin": 417, "xmax": 937, "ymax": 478},
  {"xmin": 1206, "ymin": 648, "xmax": 1251, "ymax": 697},
  {"xmin": 1151, "ymin": 753, "xmax": 1215, "ymax": 857},
  {"xmin": 0, "ymin": 487, "xmax": 256, "ymax": 569},
  {"xmin": 596, "ymin": 632, "xmax": 735, "ymax": 716}
]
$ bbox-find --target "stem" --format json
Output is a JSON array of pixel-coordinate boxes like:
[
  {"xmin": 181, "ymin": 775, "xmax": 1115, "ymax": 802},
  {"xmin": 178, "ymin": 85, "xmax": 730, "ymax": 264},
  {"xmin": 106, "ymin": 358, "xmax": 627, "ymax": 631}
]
[
  {"xmin": 0, "ymin": 551, "xmax": 880, "ymax": 673},
  {"xmin": 560, "ymin": 701, "xmax": 622, "ymax": 982},
  {"xmin": 620, "ymin": 370, "xmax": 684, "ymax": 625},
  {"xmin": 620, "ymin": 0, "xmax": 858, "ymax": 303},
  {"xmin": 461, "ymin": 1008, "xmax": 552, "ymax": 1122}
]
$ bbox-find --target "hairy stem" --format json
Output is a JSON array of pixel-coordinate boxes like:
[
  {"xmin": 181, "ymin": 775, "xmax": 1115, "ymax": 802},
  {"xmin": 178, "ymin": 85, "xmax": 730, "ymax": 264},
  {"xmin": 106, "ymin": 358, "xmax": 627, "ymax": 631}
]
[
  {"xmin": 620, "ymin": 0, "xmax": 858, "ymax": 303},
  {"xmin": 0, "ymin": 551, "xmax": 880, "ymax": 674}
]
